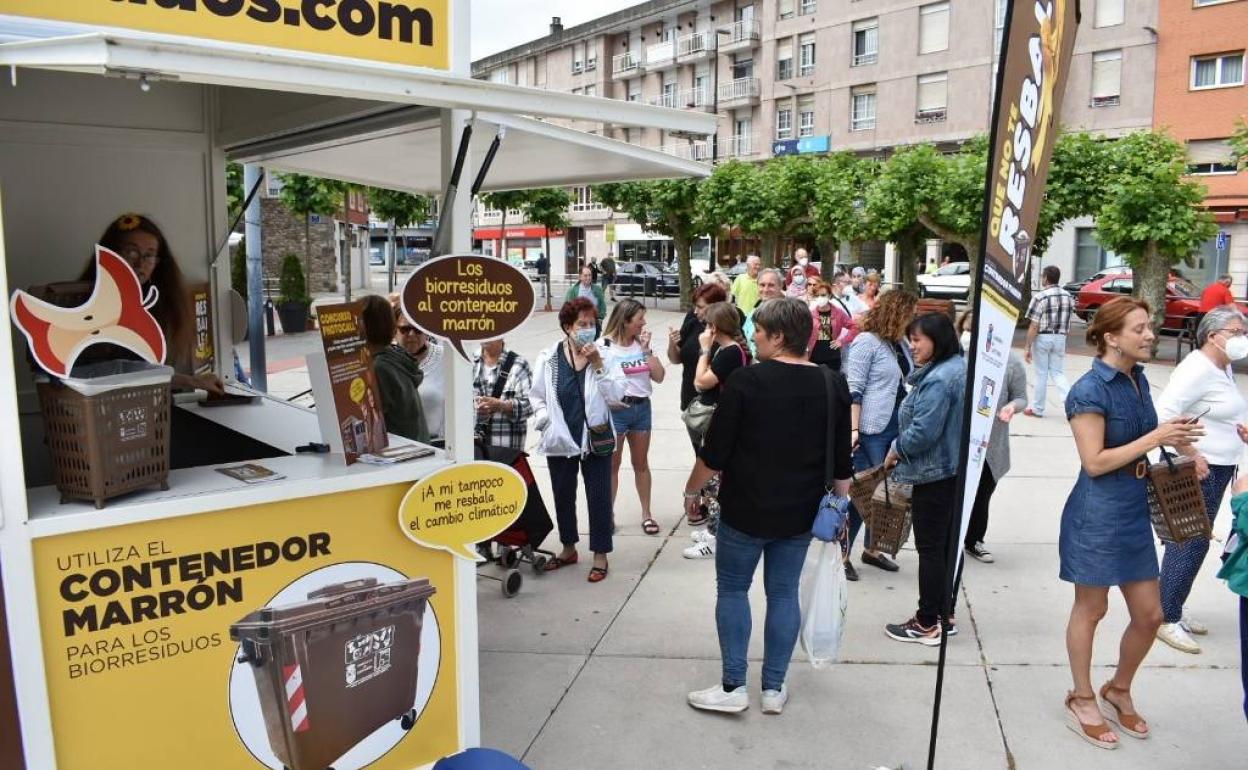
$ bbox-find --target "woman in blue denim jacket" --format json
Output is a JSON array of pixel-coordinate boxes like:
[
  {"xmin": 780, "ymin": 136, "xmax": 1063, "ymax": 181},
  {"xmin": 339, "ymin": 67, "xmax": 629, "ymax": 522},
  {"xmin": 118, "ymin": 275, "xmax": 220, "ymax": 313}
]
[{"xmin": 883, "ymin": 313, "xmax": 967, "ymax": 645}]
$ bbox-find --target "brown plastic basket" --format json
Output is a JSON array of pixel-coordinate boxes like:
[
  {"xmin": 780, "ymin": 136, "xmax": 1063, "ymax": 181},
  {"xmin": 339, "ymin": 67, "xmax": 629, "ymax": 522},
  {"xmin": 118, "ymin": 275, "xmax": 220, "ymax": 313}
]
[
  {"xmin": 868, "ymin": 477, "xmax": 913, "ymax": 557},
  {"xmin": 849, "ymin": 464, "xmax": 886, "ymax": 515},
  {"xmin": 1145, "ymin": 453, "xmax": 1210, "ymax": 544},
  {"xmin": 37, "ymin": 363, "xmax": 172, "ymax": 508}
]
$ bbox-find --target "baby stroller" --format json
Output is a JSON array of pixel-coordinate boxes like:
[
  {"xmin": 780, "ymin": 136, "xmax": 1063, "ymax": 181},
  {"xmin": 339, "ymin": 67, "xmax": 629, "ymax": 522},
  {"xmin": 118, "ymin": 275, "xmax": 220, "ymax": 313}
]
[{"xmin": 475, "ymin": 442, "xmax": 555, "ymax": 598}]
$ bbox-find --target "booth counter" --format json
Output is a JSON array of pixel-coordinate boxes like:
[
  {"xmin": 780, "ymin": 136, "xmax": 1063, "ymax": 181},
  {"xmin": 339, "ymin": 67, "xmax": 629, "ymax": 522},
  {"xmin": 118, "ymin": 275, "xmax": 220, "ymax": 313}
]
[{"xmin": 0, "ymin": 6, "xmax": 713, "ymax": 768}]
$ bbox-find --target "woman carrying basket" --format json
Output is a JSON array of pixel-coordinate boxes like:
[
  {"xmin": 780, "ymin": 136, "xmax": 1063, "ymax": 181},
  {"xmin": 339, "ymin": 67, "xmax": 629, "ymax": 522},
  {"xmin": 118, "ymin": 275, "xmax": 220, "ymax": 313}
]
[{"xmin": 1057, "ymin": 297, "xmax": 1205, "ymax": 749}]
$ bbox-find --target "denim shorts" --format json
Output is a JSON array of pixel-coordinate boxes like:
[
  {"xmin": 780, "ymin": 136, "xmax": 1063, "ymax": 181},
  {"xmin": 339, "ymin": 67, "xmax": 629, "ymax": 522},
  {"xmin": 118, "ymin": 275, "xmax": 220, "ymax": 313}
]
[{"xmin": 611, "ymin": 399, "xmax": 652, "ymax": 434}]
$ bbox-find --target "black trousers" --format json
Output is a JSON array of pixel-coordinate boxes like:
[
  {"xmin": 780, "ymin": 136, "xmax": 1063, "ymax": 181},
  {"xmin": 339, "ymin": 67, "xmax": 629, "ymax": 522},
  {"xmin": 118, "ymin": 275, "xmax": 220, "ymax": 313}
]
[
  {"xmin": 963, "ymin": 467, "xmax": 998, "ymax": 548},
  {"xmin": 912, "ymin": 476, "xmax": 959, "ymax": 627}
]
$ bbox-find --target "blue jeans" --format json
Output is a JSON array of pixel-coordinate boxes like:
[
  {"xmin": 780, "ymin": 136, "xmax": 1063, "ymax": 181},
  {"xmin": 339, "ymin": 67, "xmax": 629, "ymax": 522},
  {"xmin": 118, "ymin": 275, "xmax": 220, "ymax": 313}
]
[
  {"xmin": 1030, "ymin": 333, "xmax": 1071, "ymax": 415},
  {"xmin": 715, "ymin": 522, "xmax": 812, "ymax": 691},
  {"xmin": 847, "ymin": 410, "xmax": 900, "ymax": 553},
  {"xmin": 1160, "ymin": 463, "xmax": 1236, "ymax": 623}
]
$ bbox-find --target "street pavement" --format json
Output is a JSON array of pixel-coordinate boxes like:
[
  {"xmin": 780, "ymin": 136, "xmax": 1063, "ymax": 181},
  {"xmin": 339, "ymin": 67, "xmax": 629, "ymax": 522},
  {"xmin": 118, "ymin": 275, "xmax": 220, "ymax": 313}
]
[{"xmin": 237, "ymin": 290, "xmax": 1248, "ymax": 770}]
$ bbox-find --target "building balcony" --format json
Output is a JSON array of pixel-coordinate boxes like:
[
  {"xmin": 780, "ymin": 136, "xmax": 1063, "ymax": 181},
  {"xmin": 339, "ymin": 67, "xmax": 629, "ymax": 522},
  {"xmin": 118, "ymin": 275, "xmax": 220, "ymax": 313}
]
[
  {"xmin": 717, "ymin": 20, "xmax": 761, "ymax": 54},
  {"xmin": 643, "ymin": 40, "xmax": 677, "ymax": 71},
  {"xmin": 612, "ymin": 51, "xmax": 641, "ymax": 79},
  {"xmin": 718, "ymin": 77, "xmax": 761, "ymax": 108},
  {"xmin": 676, "ymin": 31, "xmax": 716, "ymax": 63},
  {"xmin": 723, "ymin": 134, "xmax": 759, "ymax": 159},
  {"xmin": 649, "ymin": 87, "xmax": 714, "ymax": 111},
  {"xmin": 657, "ymin": 141, "xmax": 713, "ymax": 162}
]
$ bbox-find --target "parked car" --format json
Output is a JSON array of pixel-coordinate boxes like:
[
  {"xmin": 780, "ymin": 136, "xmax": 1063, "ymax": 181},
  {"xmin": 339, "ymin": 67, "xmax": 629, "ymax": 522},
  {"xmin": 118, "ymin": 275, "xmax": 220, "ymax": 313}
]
[
  {"xmin": 614, "ymin": 261, "xmax": 682, "ymax": 297},
  {"xmin": 916, "ymin": 261, "xmax": 972, "ymax": 299},
  {"xmin": 1075, "ymin": 271, "xmax": 1248, "ymax": 332},
  {"xmin": 1063, "ymin": 265, "xmax": 1130, "ymax": 295}
]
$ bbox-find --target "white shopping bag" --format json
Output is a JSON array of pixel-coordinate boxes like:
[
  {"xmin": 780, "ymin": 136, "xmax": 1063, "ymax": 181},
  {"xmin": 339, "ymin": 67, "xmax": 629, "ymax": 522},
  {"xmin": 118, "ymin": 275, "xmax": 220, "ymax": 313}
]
[{"xmin": 799, "ymin": 540, "xmax": 849, "ymax": 668}]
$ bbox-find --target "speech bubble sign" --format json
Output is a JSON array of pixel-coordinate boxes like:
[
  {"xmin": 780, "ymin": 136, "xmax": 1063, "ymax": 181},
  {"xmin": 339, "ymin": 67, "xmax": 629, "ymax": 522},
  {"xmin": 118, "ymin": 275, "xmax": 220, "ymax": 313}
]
[
  {"xmin": 401, "ymin": 253, "xmax": 536, "ymax": 361},
  {"xmin": 399, "ymin": 462, "xmax": 528, "ymax": 561}
]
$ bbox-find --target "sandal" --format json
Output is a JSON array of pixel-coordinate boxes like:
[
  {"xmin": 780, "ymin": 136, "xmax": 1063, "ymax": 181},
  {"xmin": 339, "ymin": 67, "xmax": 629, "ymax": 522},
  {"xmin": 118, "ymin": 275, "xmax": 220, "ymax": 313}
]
[
  {"xmin": 686, "ymin": 506, "xmax": 709, "ymax": 526},
  {"xmin": 1099, "ymin": 682, "xmax": 1149, "ymax": 739},
  {"xmin": 543, "ymin": 552, "xmax": 578, "ymax": 572},
  {"xmin": 642, "ymin": 518, "xmax": 661, "ymax": 535},
  {"xmin": 587, "ymin": 563, "xmax": 609, "ymax": 583},
  {"xmin": 1064, "ymin": 691, "xmax": 1118, "ymax": 750}
]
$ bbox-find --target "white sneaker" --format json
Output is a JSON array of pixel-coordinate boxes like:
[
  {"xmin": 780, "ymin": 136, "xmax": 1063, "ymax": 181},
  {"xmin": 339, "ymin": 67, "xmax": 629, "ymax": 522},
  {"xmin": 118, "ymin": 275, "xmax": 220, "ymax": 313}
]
[
  {"xmin": 689, "ymin": 529, "xmax": 713, "ymax": 544},
  {"xmin": 688, "ymin": 684, "xmax": 748, "ymax": 713},
  {"xmin": 1180, "ymin": 609, "xmax": 1208, "ymax": 636},
  {"xmin": 761, "ymin": 685, "xmax": 788, "ymax": 715},
  {"xmin": 683, "ymin": 536, "xmax": 716, "ymax": 559},
  {"xmin": 1156, "ymin": 622, "xmax": 1201, "ymax": 654}
]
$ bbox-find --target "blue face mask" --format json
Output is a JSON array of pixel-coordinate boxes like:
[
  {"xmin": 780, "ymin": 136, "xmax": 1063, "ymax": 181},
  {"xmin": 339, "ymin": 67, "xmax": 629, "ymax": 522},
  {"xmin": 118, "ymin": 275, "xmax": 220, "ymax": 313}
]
[{"xmin": 573, "ymin": 328, "xmax": 596, "ymax": 347}]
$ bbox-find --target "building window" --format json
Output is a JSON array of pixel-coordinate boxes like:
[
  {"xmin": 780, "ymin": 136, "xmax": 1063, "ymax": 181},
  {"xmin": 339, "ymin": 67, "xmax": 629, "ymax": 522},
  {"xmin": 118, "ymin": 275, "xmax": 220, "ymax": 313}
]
[
  {"xmin": 1192, "ymin": 52, "xmax": 1245, "ymax": 89},
  {"xmin": 777, "ymin": 40, "xmax": 794, "ymax": 80},
  {"xmin": 1194, "ymin": 0, "xmax": 1234, "ymax": 6},
  {"xmin": 778, "ymin": 0, "xmax": 795, "ymax": 20},
  {"xmin": 1093, "ymin": 0, "xmax": 1124, "ymax": 28},
  {"xmin": 919, "ymin": 3, "xmax": 950, "ymax": 55},
  {"xmin": 1187, "ymin": 139, "xmax": 1238, "ymax": 174},
  {"xmin": 572, "ymin": 43, "xmax": 585, "ymax": 74},
  {"xmin": 733, "ymin": 55, "xmax": 754, "ymax": 80},
  {"xmin": 571, "ymin": 186, "xmax": 604, "ymax": 212},
  {"xmin": 694, "ymin": 72, "xmax": 709, "ymax": 105},
  {"xmin": 993, "ymin": 0, "xmax": 1007, "ymax": 56},
  {"xmin": 489, "ymin": 68, "xmax": 509, "ymax": 84},
  {"xmin": 797, "ymin": 95, "xmax": 815, "ymax": 137},
  {"xmin": 661, "ymin": 78, "xmax": 677, "ymax": 108},
  {"xmin": 265, "ymin": 172, "xmax": 285, "ymax": 197},
  {"xmin": 799, "ymin": 33, "xmax": 816, "ymax": 75},
  {"xmin": 851, "ymin": 86, "xmax": 876, "ymax": 131},
  {"xmin": 776, "ymin": 108, "xmax": 793, "ymax": 139},
  {"xmin": 627, "ymin": 80, "xmax": 641, "ymax": 102},
  {"xmin": 584, "ymin": 84, "xmax": 597, "ymax": 98},
  {"xmin": 916, "ymin": 72, "xmax": 948, "ymax": 121},
  {"xmin": 1090, "ymin": 50, "xmax": 1123, "ymax": 106},
  {"xmin": 800, "ymin": 0, "xmax": 817, "ymax": 15},
  {"xmin": 852, "ymin": 19, "xmax": 878, "ymax": 66}
]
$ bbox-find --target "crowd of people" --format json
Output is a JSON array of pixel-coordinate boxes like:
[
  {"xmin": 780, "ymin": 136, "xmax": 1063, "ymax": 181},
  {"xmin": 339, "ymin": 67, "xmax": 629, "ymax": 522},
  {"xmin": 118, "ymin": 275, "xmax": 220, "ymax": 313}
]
[{"xmin": 350, "ymin": 252, "xmax": 1248, "ymax": 733}]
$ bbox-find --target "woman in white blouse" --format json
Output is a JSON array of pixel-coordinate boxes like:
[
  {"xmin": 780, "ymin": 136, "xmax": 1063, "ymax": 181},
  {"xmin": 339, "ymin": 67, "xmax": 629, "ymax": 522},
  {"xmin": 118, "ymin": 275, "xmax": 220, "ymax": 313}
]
[{"xmin": 1155, "ymin": 305, "xmax": 1248, "ymax": 654}]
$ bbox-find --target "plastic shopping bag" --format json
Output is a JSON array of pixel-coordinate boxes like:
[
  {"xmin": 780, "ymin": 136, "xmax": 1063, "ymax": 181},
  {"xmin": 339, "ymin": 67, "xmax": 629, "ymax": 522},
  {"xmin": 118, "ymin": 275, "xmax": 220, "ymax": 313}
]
[{"xmin": 799, "ymin": 540, "xmax": 849, "ymax": 668}]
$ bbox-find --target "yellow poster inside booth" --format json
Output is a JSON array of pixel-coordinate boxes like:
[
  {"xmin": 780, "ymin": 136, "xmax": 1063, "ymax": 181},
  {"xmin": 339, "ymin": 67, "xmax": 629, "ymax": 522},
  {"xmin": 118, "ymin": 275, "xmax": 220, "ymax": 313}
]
[
  {"xmin": 31, "ymin": 483, "xmax": 459, "ymax": 770},
  {"xmin": 0, "ymin": 0, "xmax": 450, "ymax": 70}
]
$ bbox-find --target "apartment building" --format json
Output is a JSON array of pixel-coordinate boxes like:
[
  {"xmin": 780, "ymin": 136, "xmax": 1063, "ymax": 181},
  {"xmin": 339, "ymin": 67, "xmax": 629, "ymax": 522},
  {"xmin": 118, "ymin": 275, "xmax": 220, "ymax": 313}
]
[
  {"xmin": 1151, "ymin": 0, "xmax": 1248, "ymax": 290},
  {"xmin": 472, "ymin": 0, "xmax": 1158, "ymax": 281}
]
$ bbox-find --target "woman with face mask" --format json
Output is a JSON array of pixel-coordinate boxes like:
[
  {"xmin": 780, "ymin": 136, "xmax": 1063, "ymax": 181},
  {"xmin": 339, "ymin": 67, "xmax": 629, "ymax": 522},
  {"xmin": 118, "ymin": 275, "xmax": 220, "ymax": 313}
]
[
  {"xmin": 786, "ymin": 263, "xmax": 811, "ymax": 299},
  {"xmin": 1153, "ymin": 304, "xmax": 1248, "ymax": 654},
  {"xmin": 807, "ymin": 280, "xmax": 857, "ymax": 372},
  {"xmin": 529, "ymin": 298, "xmax": 627, "ymax": 582}
]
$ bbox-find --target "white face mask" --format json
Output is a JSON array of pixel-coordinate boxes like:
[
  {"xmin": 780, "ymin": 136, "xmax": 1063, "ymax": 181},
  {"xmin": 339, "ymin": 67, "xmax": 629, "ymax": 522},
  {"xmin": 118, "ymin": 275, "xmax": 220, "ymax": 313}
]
[
  {"xmin": 793, "ymin": 273, "xmax": 807, "ymax": 286},
  {"xmin": 797, "ymin": 258, "xmax": 808, "ymax": 267},
  {"xmin": 815, "ymin": 296, "xmax": 830, "ymax": 309},
  {"xmin": 960, "ymin": 331, "xmax": 972, "ymax": 350},
  {"xmin": 1223, "ymin": 334, "xmax": 1248, "ymax": 361}
]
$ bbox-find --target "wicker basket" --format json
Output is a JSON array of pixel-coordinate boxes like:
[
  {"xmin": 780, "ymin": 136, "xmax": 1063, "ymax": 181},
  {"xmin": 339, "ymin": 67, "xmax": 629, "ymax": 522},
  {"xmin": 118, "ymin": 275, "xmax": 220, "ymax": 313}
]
[
  {"xmin": 1145, "ymin": 453, "xmax": 1210, "ymax": 544},
  {"xmin": 37, "ymin": 362, "xmax": 173, "ymax": 508},
  {"xmin": 869, "ymin": 477, "xmax": 913, "ymax": 557},
  {"xmin": 849, "ymin": 464, "xmax": 886, "ymax": 515}
]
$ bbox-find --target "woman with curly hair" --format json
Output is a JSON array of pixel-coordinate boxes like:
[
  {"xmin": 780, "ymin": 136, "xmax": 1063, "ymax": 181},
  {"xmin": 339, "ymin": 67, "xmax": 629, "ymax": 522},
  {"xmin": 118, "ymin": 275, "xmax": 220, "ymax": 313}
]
[{"xmin": 842, "ymin": 289, "xmax": 918, "ymax": 579}]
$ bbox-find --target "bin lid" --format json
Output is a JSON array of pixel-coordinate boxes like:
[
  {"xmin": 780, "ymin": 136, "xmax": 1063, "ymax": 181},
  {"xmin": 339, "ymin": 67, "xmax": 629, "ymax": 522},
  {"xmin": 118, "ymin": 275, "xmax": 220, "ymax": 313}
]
[{"xmin": 231, "ymin": 578, "xmax": 435, "ymax": 639}]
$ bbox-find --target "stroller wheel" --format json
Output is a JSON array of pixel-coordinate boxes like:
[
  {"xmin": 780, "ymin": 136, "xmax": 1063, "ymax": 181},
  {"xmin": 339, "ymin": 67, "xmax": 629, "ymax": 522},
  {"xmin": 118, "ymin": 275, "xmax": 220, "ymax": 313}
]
[
  {"xmin": 531, "ymin": 555, "xmax": 549, "ymax": 573},
  {"xmin": 502, "ymin": 569, "xmax": 522, "ymax": 597},
  {"xmin": 502, "ymin": 548, "xmax": 521, "ymax": 569}
]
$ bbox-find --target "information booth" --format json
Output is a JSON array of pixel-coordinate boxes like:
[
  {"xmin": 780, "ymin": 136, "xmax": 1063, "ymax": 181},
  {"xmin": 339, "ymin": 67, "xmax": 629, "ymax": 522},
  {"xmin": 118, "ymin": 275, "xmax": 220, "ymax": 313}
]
[{"xmin": 0, "ymin": 5, "xmax": 713, "ymax": 768}]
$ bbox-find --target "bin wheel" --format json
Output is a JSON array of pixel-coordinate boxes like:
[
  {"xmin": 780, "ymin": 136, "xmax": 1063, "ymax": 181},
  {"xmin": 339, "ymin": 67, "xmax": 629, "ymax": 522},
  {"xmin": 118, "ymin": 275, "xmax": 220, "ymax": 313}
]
[
  {"xmin": 502, "ymin": 569, "xmax": 522, "ymax": 598},
  {"xmin": 532, "ymin": 555, "xmax": 549, "ymax": 573},
  {"xmin": 502, "ymin": 548, "xmax": 520, "ymax": 569},
  {"xmin": 400, "ymin": 708, "xmax": 418, "ymax": 731}
]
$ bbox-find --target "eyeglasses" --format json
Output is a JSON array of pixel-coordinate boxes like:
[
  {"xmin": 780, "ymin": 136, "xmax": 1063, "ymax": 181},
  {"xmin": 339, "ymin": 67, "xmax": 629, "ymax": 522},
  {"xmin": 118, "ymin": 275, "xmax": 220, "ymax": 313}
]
[
  {"xmin": 398, "ymin": 325, "xmax": 420, "ymax": 335},
  {"xmin": 120, "ymin": 246, "xmax": 160, "ymax": 266},
  {"xmin": 1218, "ymin": 328, "xmax": 1247, "ymax": 337}
]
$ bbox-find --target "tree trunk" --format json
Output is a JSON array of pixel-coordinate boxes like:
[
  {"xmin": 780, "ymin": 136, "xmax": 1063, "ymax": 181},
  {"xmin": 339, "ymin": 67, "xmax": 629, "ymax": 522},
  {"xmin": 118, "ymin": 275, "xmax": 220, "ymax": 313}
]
[
  {"xmin": 963, "ymin": 240, "xmax": 981, "ymax": 302},
  {"xmin": 760, "ymin": 234, "xmax": 778, "ymax": 269},
  {"xmin": 303, "ymin": 215, "xmax": 312, "ymax": 297},
  {"xmin": 342, "ymin": 189, "xmax": 352, "ymax": 302},
  {"xmin": 499, "ymin": 209, "xmax": 508, "ymax": 261},
  {"xmin": 674, "ymin": 232, "xmax": 693, "ymax": 312},
  {"xmin": 898, "ymin": 237, "xmax": 918, "ymax": 293},
  {"xmin": 544, "ymin": 233, "xmax": 553, "ymax": 312},
  {"xmin": 817, "ymin": 238, "xmax": 837, "ymax": 282},
  {"xmin": 1134, "ymin": 241, "xmax": 1170, "ymax": 351},
  {"xmin": 387, "ymin": 219, "xmax": 397, "ymax": 294}
]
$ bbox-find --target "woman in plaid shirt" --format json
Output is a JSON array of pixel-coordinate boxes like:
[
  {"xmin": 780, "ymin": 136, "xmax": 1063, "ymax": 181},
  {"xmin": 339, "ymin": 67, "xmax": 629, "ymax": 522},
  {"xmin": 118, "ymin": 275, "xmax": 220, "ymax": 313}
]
[{"xmin": 472, "ymin": 339, "xmax": 534, "ymax": 450}]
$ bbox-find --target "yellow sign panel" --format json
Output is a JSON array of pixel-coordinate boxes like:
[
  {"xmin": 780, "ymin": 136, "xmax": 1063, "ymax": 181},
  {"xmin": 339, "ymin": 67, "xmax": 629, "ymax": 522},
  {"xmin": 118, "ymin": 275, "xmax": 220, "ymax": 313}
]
[
  {"xmin": 604, "ymin": 222, "xmax": 616, "ymax": 244},
  {"xmin": 399, "ymin": 461, "xmax": 527, "ymax": 561},
  {"xmin": 0, "ymin": 0, "xmax": 449, "ymax": 70},
  {"xmin": 32, "ymin": 483, "xmax": 460, "ymax": 769}
]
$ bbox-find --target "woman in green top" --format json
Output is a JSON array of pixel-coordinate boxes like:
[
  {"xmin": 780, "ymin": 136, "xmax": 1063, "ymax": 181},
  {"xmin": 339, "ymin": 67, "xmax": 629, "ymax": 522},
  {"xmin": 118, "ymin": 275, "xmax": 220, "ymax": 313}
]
[
  {"xmin": 1217, "ymin": 475, "xmax": 1248, "ymax": 721},
  {"xmin": 361, "ymin": 295, "xmax": 430, "ymax": 443},
  {"xmin": 564, "ymin": 265, "xmax": 607, "ymax": 318}
]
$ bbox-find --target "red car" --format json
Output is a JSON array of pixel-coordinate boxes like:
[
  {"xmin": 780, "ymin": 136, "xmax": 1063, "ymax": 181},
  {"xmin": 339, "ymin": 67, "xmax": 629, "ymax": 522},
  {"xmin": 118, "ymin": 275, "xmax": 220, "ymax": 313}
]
[{"xmin": 1075, "ymin": 272, "xmax": 1248, "ymax": 331}]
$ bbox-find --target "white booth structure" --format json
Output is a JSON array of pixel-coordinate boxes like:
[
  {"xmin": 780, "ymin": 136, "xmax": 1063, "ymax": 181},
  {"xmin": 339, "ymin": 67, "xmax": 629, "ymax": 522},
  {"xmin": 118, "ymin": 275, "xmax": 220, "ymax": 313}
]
[{"xmin": 0, "ymin": 5, "xmax": 713, "ymax": 768}]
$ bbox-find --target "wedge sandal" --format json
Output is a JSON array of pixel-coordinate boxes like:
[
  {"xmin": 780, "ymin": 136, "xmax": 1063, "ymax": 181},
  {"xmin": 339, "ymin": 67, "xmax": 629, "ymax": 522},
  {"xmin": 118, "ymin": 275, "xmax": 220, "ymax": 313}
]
[
  {"xmin": 1064, "ymin": 691, "xmax": 1118, "ymax": 750},
  {"xmin": 1099, "ymin": 682, "xmax": 1149, "ymax": 739}
]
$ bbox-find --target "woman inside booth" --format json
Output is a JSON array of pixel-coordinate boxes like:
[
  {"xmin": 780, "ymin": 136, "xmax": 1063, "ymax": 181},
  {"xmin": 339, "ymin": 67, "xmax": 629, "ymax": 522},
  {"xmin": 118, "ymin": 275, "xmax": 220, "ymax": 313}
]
[{"xmin": 81, "ymin": 213, "xmax": 224, "ymax": 394}]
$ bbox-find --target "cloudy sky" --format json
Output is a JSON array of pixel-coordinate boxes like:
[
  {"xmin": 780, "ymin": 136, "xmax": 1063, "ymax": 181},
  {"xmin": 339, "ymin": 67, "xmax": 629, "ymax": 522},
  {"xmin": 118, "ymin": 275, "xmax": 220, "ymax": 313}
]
[{"xmin": 471, "ymin": 0, "xmax": 641, "ymax": 60}]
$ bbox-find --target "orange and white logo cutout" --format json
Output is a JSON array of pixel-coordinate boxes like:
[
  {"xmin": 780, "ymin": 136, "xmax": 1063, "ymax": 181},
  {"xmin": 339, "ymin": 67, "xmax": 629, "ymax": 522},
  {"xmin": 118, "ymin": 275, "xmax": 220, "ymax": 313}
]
[{"xmin": 10, "ymin": 245, "xmax": 167, "ymax": 378}]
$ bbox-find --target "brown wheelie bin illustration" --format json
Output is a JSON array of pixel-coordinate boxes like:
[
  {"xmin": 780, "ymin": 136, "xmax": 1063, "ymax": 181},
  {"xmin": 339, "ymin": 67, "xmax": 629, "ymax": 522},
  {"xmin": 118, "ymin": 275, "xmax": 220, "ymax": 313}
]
[{"xmin": 230, "ymin": 577, "xmax": 437, "ymax": 770}]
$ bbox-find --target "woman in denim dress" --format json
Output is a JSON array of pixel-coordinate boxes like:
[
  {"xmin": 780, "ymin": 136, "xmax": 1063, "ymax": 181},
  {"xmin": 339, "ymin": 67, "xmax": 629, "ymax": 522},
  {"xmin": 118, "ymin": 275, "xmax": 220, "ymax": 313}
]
[{"xmin": 1060, "ymin": 297, "xmax": 1205, "ymax": 749}]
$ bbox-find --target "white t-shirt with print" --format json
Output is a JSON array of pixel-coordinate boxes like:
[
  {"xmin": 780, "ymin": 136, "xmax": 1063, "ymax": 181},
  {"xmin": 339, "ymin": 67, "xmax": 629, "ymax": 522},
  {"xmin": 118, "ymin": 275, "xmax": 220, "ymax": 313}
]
[{"xmin": 599, "ymin": 339, "xmax": 653, "ymax": 399}]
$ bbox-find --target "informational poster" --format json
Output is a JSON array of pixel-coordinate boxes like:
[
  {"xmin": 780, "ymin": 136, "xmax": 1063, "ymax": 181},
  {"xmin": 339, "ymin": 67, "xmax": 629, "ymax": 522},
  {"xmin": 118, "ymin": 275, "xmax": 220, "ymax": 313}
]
[
  {"xmin": 30, "ymin": 483, "xmax": 459, "ymax": 770},
  {"xmin": 401, "ymin": 254, "xmax": 535, "ymax": 360},
  {"xmin": 315, "ymin": 301, "xmax": 388, "ymax": 464},
  {"xmin": 191, "ymin": 282, "xmax": 214, "ymax": 376}
]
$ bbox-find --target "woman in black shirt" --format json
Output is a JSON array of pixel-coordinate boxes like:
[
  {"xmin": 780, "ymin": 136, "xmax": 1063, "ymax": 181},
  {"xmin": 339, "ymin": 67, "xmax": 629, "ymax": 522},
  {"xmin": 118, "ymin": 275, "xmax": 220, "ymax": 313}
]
[
  {"xmin": 682, "ymin": 297, "xmax": 852, "ymax": 715},
  {"xmin": 668, "ymin": 283, "xmax": 729, "ymax": 425}
]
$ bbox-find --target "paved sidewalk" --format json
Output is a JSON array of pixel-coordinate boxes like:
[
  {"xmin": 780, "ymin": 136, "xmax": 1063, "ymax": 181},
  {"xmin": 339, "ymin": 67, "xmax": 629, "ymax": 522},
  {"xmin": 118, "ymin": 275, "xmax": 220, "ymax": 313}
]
[{"xmin": 238, "ymin": 304, "xmax": 1248, "ymax": 769}]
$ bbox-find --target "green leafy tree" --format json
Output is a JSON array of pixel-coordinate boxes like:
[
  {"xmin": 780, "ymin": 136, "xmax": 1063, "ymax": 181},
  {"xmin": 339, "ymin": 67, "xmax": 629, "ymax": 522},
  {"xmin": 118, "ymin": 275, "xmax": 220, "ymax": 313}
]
[
  {"xmin": 594, "ymin": 180, "xmax": 704, "ymax": 309},
  {"xmin": 226, "ymin": 162, "xmax": 245, "ymax": 222},
  {"xmin": 277, "ymin": 174, "xmax": 339, "ymax": 296},
  {"xmin": 811, "ymin": 153, "xmax": 877, "ymax": 281},
  {"xmin": 753, "ymin": 156, "xmax": 821, "ymax": 267},
  {"xmin": 1094, "ymin": 131, "xmax": 1219, "ymax": 334},
  {"xmin": 863, "ymin": 145, "xmax": 939, "ymax": 292},
  {"xmin": 1231, "ymin": 117, "xmax": 1248, "ymax": 171},
  {"xmin": 698, "ymin": 159, "xmax": 769, "ymax": 264},
  {"xmin": 480, "ymin": 190, "xmax": 534, "ymax": 261},
  {"xmin": 1035, "ymin": 132, "xmax": 1116, "ymax": 257},
  {"xmin": 522, "ymin": 188, "xmax": 573, "ymax": 309},
  {"xmin": 231, "ymin": 238, "xmax": 248, "ymax": 300},
  {"xmin": 369, "ymin": 188, "xmax": 431, "ymax": 291},
  {"xmin": 921, "ymin": 136, "xmax": 989, "ymax": 275},
  {"xmin": 277, "ymin": 254, "xmax": 310, "ymax": 305}
]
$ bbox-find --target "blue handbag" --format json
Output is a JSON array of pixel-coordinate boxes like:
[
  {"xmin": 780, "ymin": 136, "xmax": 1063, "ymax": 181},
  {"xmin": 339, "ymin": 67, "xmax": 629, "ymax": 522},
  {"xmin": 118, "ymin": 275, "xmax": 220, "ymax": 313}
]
[{"xmin": 812, "ymin": 368, "xmax": 850, "ymax": 543}]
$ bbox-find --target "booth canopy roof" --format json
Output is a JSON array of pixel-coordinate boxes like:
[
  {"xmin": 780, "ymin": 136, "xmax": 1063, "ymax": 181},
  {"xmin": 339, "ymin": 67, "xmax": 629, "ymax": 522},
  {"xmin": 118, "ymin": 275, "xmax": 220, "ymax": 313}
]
[{"xmin": 0, "ymin": 24, "xmax": 714, "ymax": 190}]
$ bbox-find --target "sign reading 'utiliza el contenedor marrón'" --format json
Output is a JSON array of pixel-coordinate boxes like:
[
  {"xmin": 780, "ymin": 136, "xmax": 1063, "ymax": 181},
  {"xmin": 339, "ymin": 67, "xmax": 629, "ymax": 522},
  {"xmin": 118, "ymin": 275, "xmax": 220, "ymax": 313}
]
[{"xmin": 0, "ymin": 0, "xmax": 449, "ymax": 68}]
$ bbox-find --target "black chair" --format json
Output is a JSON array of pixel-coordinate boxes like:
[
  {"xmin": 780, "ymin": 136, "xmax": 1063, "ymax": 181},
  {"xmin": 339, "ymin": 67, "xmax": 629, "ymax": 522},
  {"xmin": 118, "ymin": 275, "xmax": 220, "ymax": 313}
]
[{"xmin": 1175, "ymin": 314, "xmax": 1201, "ymax": 364}]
